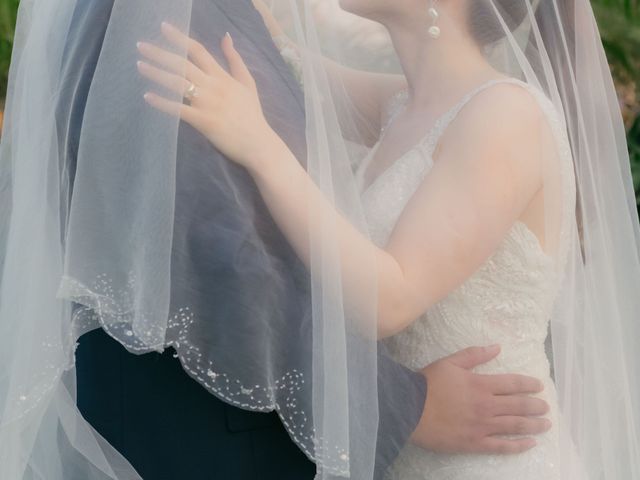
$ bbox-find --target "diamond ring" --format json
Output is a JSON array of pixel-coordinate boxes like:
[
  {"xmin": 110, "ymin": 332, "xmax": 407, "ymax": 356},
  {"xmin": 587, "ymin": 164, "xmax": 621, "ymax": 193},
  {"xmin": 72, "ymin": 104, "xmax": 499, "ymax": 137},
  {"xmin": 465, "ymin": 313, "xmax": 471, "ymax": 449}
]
[{"xmin": 184, "ymin": 82, "xmax": 199, "ymax": 100}]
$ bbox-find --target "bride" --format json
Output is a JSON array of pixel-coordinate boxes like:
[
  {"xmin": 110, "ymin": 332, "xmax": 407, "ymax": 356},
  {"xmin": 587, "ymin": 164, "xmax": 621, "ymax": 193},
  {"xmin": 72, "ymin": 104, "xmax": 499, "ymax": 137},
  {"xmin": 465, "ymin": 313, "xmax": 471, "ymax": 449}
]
[{"xmin": 134, "ymin": 0, "xmax": 638, "ymax": 478}]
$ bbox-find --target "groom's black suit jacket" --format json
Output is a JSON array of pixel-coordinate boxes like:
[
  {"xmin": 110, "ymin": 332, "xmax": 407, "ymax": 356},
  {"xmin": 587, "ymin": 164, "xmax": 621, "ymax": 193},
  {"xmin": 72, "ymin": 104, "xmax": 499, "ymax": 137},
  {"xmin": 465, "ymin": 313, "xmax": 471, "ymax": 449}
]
[{"xmin": 60, "ymin": 1, "xmax": 427, "ymax": 478}]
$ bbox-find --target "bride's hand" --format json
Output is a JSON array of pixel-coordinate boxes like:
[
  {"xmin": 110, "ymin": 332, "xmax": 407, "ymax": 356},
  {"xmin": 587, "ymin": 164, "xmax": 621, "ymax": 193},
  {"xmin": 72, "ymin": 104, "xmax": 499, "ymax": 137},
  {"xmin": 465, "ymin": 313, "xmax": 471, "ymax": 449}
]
[{"xmin": 137, "ymin": 22, "xmax": 281, "ymax": 169}]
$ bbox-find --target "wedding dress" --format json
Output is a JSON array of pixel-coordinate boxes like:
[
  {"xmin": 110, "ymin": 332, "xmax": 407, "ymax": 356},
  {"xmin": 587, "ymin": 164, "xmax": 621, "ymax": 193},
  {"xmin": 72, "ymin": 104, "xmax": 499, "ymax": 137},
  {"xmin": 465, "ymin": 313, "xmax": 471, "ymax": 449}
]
[{"xmin": 355, "ymin": 78, "xmax": 578, "ymax": 479}]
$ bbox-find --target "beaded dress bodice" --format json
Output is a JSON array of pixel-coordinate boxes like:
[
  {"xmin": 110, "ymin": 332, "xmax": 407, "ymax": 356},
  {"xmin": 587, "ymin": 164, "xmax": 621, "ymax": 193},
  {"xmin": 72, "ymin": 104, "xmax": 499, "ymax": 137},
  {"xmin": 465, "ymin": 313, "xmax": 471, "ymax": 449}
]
[{"xmin": 356, "ymin": 78, "xmax": 576, "ymax": 479}]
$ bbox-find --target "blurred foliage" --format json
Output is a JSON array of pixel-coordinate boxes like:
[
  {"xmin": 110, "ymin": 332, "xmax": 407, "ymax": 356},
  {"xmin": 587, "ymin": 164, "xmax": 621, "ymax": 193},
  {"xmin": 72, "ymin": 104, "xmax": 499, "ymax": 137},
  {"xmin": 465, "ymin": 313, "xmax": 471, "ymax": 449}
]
[
  {"xmin": 0, "ymin": 0, "xmax": 18, "ymax": 102},
  {"xmin": 0, "ymin": 0, "xmax": 638, "ymax": 203},
  {"xmin": 592, "ymin": 0, "xmax": 640, "ymax": 206}
]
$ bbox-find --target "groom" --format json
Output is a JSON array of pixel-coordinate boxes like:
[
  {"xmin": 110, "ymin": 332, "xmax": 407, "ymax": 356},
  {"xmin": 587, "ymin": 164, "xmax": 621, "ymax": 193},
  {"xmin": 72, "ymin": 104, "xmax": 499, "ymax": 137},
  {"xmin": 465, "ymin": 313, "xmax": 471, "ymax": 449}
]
[{"xmin": 63, "ymin": 0, "xmax": 551, "ymax": 479}]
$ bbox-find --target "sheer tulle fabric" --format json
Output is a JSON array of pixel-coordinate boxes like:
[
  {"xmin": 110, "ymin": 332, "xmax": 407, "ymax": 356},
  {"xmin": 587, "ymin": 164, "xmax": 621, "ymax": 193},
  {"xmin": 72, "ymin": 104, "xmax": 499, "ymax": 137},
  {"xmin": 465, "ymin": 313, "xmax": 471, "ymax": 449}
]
[{"xmin": 0, "ymin": 1, "xmax": 639, "ymax": 479}]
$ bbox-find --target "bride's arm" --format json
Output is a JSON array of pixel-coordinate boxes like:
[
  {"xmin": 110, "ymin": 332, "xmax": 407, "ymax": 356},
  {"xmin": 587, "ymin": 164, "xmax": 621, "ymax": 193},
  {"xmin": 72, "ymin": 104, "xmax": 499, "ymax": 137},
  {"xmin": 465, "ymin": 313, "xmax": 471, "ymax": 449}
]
[
  {"xmin": 246, "ymin": 86, "xmax": 545, "ymax": 338},
  {"xmin": 138, "ymin": 26, "xmax": 545, "ymax": 339},
  {"xmin": 252, "ymin": 0, "xmax": 406, "ymax": 146}
]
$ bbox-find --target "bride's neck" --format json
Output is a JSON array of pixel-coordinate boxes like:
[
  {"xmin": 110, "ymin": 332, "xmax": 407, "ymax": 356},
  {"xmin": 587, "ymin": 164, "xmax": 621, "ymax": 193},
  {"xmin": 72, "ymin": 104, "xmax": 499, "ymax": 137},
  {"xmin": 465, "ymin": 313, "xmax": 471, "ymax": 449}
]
[{"xmin": 385, "ymin": 19, "xmax": 498, "ymax": 111}]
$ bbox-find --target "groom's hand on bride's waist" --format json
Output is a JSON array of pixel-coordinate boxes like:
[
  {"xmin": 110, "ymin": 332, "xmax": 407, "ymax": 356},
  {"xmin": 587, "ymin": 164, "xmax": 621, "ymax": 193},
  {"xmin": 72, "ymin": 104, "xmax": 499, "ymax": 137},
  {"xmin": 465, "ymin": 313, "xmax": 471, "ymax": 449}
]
[{"xmin": 409, "ymin": 345, "xmax": 551, "ymax": 455}]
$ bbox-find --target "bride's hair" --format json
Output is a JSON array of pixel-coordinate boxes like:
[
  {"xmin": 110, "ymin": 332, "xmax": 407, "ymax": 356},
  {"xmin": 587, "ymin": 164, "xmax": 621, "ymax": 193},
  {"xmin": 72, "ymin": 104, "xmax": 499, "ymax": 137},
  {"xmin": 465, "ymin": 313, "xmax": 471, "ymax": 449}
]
[{"xmin": 467, "ymin": 0, "xmax": 528, "ymax": 46}]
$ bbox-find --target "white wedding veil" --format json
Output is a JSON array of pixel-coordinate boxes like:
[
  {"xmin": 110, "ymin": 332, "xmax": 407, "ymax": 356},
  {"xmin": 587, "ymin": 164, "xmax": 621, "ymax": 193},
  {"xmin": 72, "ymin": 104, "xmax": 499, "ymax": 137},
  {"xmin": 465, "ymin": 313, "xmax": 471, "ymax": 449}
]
[{"xmin": 1, "ymin": 0, "xmax": 639, "ymax": 479}]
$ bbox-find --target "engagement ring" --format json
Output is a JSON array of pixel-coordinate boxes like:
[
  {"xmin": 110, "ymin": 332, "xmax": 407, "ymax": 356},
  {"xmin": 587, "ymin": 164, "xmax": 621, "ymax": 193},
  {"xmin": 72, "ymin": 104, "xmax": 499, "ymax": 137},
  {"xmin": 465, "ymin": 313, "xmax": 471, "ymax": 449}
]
[{"xmin": 184, "ymin": 82, "xmax": 199, "ymax": 100}]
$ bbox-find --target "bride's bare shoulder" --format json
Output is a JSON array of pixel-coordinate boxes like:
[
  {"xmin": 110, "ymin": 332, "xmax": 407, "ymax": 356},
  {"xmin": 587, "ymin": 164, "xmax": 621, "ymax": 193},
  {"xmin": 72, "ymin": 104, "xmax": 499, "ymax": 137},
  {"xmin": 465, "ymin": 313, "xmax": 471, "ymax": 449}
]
[
  {"xmin": 444, "ymin": 81, "xmax": 550, "ymax": 158},
  {"xmin": 466, "ymin": 81, "xmax": 545, "ymax": 130},
  {"xmin": 435, "ymin": 81, "xmax": 553, "ymax": 195}
]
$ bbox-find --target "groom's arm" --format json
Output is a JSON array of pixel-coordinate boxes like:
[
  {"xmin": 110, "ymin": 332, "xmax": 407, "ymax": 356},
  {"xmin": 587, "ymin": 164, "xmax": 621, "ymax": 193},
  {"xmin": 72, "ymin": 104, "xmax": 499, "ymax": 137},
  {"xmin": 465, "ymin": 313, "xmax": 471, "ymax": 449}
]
[{"xmin": 375, "ymin": 347, "xmax": 427, "ymax": 479}]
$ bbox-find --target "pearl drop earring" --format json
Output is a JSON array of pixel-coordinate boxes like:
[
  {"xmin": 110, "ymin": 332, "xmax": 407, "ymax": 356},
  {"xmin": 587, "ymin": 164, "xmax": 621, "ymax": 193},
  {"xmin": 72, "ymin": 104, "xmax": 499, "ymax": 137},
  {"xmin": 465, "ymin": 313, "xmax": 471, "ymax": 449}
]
[{"xmin": 428, "ymin": 0, "xmax": 441, "ymax": 39}]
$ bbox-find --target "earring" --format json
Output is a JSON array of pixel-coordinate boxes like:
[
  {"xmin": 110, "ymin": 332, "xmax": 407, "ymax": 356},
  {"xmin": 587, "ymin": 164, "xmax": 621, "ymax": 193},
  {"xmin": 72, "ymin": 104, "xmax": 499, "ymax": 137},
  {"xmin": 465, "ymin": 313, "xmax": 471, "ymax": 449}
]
[{"xmin": 428, "ymin": 0, "xmax": 441, "ymax": 39}]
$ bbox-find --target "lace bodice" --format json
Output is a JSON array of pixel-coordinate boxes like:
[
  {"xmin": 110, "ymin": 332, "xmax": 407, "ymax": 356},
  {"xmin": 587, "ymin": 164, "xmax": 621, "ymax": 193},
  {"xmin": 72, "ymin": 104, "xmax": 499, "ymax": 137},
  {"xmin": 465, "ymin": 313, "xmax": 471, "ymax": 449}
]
[{"xmin": 355, "ymin": 78, "xmax": 577, "ymax": 479}]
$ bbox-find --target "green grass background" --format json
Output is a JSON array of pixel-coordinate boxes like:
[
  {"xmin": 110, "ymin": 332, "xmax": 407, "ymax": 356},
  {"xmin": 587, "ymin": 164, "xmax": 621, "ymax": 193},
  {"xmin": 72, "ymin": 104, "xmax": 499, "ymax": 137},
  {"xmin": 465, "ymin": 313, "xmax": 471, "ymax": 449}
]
[{"xmin": 0, "ymin": 0, "xmax": 638, "ymax": 204}]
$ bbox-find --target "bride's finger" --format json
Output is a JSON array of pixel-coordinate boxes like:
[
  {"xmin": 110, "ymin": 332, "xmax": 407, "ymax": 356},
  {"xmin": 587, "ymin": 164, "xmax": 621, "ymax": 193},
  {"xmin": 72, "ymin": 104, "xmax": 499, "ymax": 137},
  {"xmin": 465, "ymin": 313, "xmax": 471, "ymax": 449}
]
[
  {"xmin": 137, "ymin": 41, "xmax": 208, "ymax": 85},
  {"xmin": 160, "ymin": 22, "xmax": 226, "ymax": 78},
  {"xmin": 137, "ymin": 61, "xmax": 194, "ymax": 99},
  {"xmin": 221, "ymin": 33, "xmax": 255, "ymax": 89},
  {"xmin": 143, "ymin": 92, "xmax": 201, "ymax": 126}
]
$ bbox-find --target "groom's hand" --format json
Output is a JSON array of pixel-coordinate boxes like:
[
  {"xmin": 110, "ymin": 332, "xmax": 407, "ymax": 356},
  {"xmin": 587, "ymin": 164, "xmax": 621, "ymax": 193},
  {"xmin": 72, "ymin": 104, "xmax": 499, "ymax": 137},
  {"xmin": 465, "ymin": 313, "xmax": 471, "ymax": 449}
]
[{"xmin": 410, "ymin": 345, "xmax": 551, "ymax": 454}]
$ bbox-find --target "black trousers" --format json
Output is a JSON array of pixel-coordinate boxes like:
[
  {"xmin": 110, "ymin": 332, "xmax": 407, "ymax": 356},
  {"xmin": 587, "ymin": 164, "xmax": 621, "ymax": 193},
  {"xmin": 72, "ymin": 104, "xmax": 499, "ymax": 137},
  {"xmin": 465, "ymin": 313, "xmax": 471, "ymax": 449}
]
[{"xmin": 75, "ymin": 328, "xmax": 316, "ymax": 480}]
